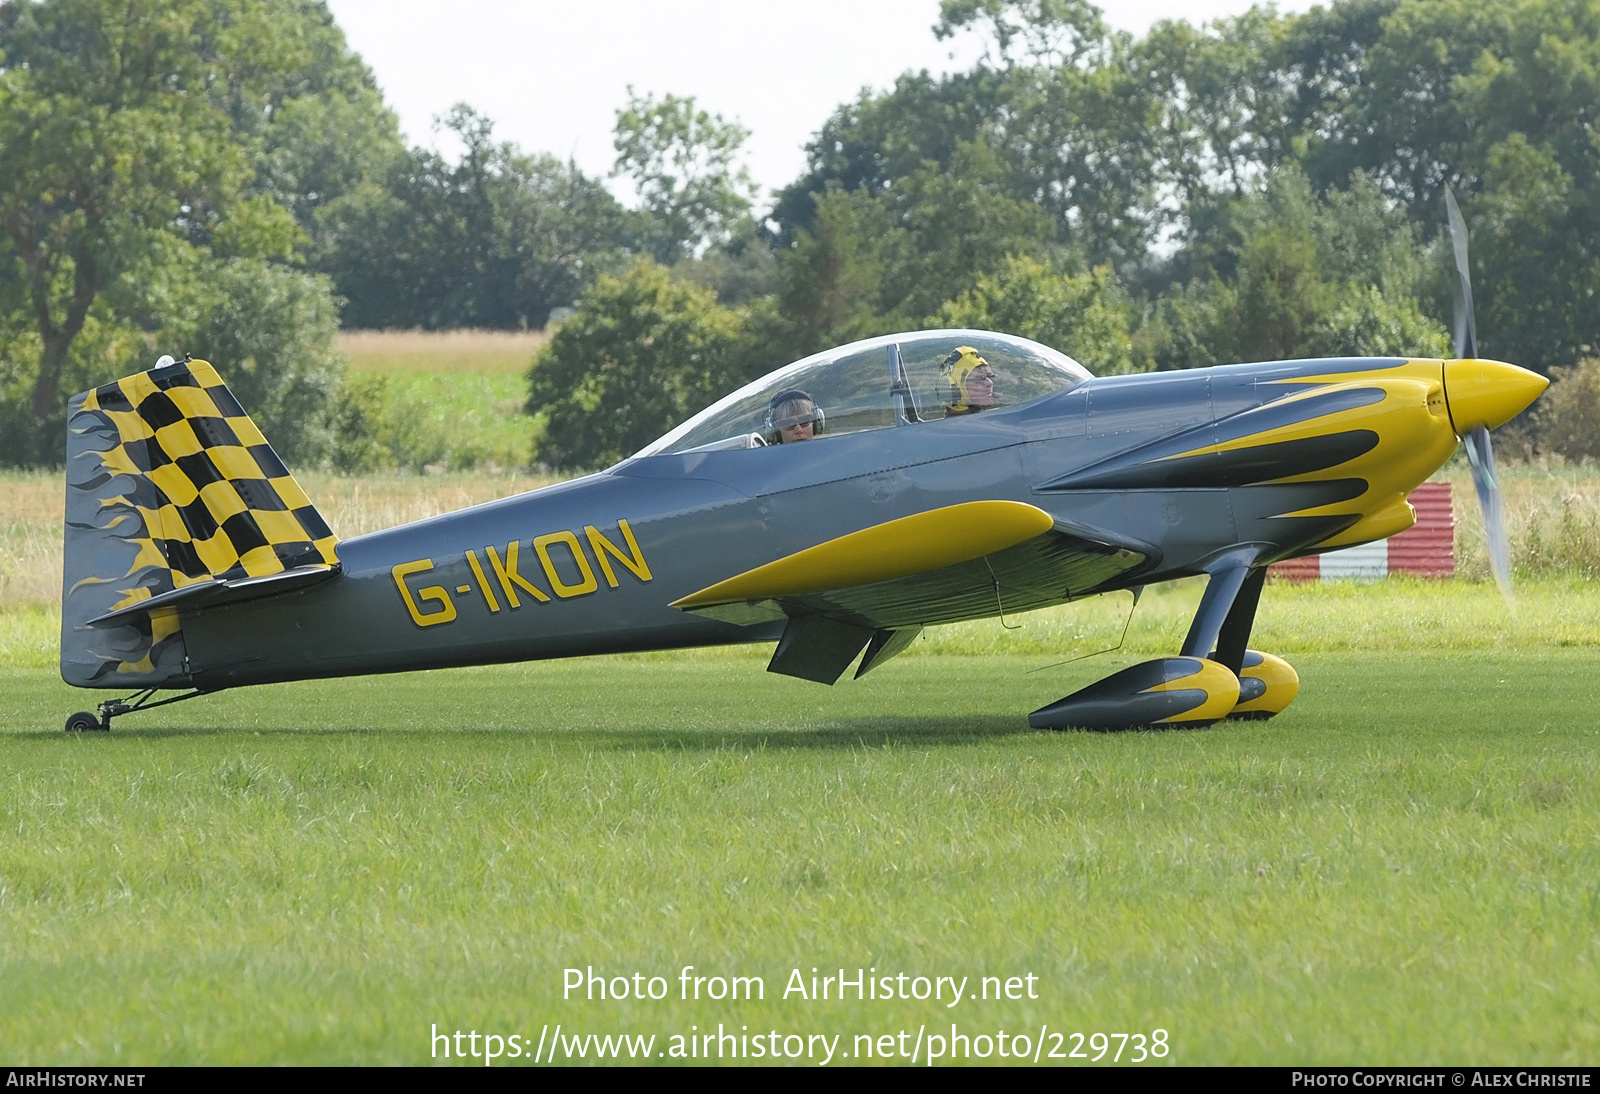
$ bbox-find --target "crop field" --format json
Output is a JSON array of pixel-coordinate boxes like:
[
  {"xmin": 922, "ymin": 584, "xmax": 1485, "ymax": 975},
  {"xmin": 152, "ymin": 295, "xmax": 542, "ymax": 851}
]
[
  {"xmin": 339, "ymin": 329, "xmax": 551, "ymax": 375},
  {"xmin": 3, "ymin": 463, "xmax": 1599, "ymax": 1066}
]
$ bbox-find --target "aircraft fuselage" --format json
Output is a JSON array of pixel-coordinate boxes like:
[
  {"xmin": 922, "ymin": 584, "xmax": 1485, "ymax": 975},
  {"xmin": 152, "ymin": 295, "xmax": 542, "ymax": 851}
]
[{"xmin": 178, "ymin": 356, "xmax": 1459, "ymax": 690}]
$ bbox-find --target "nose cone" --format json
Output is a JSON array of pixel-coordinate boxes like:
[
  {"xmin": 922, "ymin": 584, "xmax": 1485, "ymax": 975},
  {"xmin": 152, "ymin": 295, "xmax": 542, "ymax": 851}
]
[{"xmin": 1443, "ymin": 359, "xmax": 1549, "ymax": 434}]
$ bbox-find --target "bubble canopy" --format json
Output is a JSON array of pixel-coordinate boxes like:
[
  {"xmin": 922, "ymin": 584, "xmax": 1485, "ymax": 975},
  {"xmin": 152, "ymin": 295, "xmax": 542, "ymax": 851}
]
[{"xmin": 636, "ymin": 330, "xmax": 1092, "ymax": 457}]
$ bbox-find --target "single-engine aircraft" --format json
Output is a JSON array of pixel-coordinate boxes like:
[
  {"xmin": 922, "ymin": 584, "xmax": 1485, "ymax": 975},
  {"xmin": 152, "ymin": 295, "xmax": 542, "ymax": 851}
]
[{"xmin": 58, "ymin": 195, "xmax": 1546, "ymax": 732}]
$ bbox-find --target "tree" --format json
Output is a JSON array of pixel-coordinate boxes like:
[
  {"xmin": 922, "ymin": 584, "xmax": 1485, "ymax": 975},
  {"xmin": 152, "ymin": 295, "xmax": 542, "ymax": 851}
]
[
  {"xmin": 1148, "ymin": 169, "xmax": 1448, "ymax": 368},
  {"xmin": 0, "ymin": 0, "xmax": 383, "ymax": 464},
  {"xmin": 771, "ymin": 32, "xmax": 1156, "ymax": 267},
  {"xmin": 774, "ymin": 138, "xmax": 1060, "ymax": 355},
  {"xmin": 1449, "ymin": 1, "xmax": 1600, "ymax": 368},
  {"xmin": 768, "ymin": 69, "xmax": 1007, "ymax": 244},
  {"xmin": 1532, "ymin": 358, "xmax": 1600, "ymax": 461},
  {"xmin": 0, "ymin": 0, "xmax": 245, "ymax": 460},
  {"xmin": 188, "ymin": 257, "xmax": 344, "ymax": 461},
  {"xmin": 874, "ymin": 138, "xmax": 1061, "ymax": 324},
  {"xmin": 237, "ymin": 2, "xmax": 407, "ymax": 242},
  {"xmin": 319, "ymin": 105, "xmax": 628, "ymax": 330},
  {"xmin": 527, "ymin": 260, "xmax": 751, "ymax": 470},
  {"xmin": 772, "ymin": 187, "xmax": 896, "ymax": 357},
  {"xmin": 934, "ymin": 255, "xmax": 1136, "ymax": 373},
  {"xmin": 611, "ymin": 89, "xmax": 758, "ymax": 263},
  {"xmin": 934, "ymin": 0, "xmax": 1111, "ymax": 69}
]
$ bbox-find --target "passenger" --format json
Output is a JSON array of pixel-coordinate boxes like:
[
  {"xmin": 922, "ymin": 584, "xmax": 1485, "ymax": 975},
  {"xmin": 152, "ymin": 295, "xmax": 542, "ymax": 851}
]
[
  {"xmin": 766, "ymin": 389, "xmax": 824, "ymax": 443},
  {"xmin": 942, "ymin": 347, "xmax": 997, "ymax": 416}
]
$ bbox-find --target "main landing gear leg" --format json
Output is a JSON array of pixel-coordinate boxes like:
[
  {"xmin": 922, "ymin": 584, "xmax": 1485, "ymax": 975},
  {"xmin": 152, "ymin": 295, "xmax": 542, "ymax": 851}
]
[
  {"xmin": 1196, "ymin": 562, "xmax": 1300, "ymax": 720},
  {"xmin": 1210, "ymin": 564, "xmax": 1266, "ymax": 675},
  {"xmin": 64, "ymin": 688, "xmax": 206, "ymax": 733}
]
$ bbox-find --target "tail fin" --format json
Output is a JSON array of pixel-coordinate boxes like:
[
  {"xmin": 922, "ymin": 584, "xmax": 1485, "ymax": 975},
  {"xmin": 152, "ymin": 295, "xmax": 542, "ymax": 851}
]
[{"xmin": 61, "ymin": 358, "xmax": 340, "ymax": 688}]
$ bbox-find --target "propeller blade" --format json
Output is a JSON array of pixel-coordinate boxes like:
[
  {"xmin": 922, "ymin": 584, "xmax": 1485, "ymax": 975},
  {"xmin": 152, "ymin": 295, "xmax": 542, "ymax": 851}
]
[
  {"xmin": 1444, "ymin": 186, "xmax": 1478, "ymax": 360},
  {"xmin": 1464, "ymin": 424, "xmax": 1512, "ymax": 602}
]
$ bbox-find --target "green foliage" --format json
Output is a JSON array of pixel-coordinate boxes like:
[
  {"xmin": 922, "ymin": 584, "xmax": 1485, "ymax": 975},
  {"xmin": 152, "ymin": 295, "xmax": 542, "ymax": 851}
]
[
  {"xmin": 611, "ymin": 89, "xmax": 758, "ymax": 263},
  {"xmin": 933, "ymin": 255, "xmax": 1135, "ymax": 374},
  {"xmin": 373, "ymin": 371, "xmax": 532, "ymax": 472},
  {"xmin": 773, "ymin": 43, "xmax": 1154, "ymax": 267},
  {"xmin": 0, "ymin": 0, "xmax": 240, "ymax": 461},
  {"xmin": 666, "ymin": 231, "xmax": 778, "ymax": 307},
  {"xmin": 187, "ymin": 258, "xmax": 345, "ymax": 464},
  {"xmin": 239, "ymin": 5, "xmax": 407, "ymax": 241},
  {"xmin": 319, "ymin": 105, "xmax": 628, "ymax": 331},
  {"xmin": 1149, "ymin": 0, "xmax": 1598, "ymax": 371},
  {"xmin": 1533, "ymin": 359, "xmax": 1600, "ymax": 463},
  {"xmin": 326, "ymin": 372, "xmax": 393, "ymax": 473},
  {"xmin": 770, "ymin": 187, "xmax": 897, "ymax": 354},
  {"xmin": 322, "ymin": 371, "xmax": 537, "ymax": 475},
  {"xmin": 1131, "ymin": 5, "xmax": 1297, "ymax": 211},
  {"xmin": 934, "ymin": 0, "xmax": 1111, "ymax": 68},
  {"xmin": 527, "ymin": 260, "xmax": 752, "ymax": 470},
  {"xmin": 1310, "ymin": 286, "xmax": 1451, "ymax": 360},
  {"xmin": 769, "ymin": 68, "xmax": 1007, "ymax": 242},
  {"xmin": 774, "ymin": 140, "xmax": 1060, "ymax": 356},
  {"xmin": 768, "ymin": 0, "xmax": 1597, "ymax": 378},
  {"xmin": 1471, "ymin": 135, "xmax": 1600, "ymax": 369},
  {"xmin": 8, "ymin": 0, "xmax": 1599, "ymax": 466},
  {"xmin": 0, "ymin": 0, "xmax": 389, "ymax": 466},
  {"xmin": 1149, "ymin": 170, "xmax": 1448, "ymax": 368}
]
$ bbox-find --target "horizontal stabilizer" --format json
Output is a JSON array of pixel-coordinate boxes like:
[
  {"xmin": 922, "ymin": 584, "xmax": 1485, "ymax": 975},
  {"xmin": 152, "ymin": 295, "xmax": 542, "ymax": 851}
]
[{"xmin": 85, "ymin": 563, "xmax": 339, "ymax": 628}]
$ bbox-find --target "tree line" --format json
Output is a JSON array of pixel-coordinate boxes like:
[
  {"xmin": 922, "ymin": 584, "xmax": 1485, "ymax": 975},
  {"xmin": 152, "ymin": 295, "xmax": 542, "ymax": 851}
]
[{"xmin": 1, "ymin": 0, "xmax": 1597, "ymax": 470}]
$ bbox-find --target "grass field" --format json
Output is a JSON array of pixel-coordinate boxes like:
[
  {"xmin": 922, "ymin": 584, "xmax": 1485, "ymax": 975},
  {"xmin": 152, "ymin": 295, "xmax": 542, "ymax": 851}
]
[
  {"xmin": 2, "ymin": 644, "xmax": 1598, "ymax": 1065},
  {"xmin": 4, "ymin": 457, "xmax": 1599, "ymax": 1065},
  {"xmin": 336, "ymin": 330, "xmax": 552, "ymax": 471}
]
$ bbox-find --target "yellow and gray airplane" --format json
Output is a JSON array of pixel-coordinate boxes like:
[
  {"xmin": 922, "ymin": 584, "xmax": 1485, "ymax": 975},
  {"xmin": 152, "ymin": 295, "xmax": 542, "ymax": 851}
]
[{"xmin": 57, "ymin": 197, "xmax": 1545, "ymax": 732}]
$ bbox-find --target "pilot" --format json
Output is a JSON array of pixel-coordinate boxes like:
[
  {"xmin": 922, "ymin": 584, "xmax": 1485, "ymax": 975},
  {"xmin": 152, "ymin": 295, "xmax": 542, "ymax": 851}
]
[
  {"xmin": 766, "ymin": 389, "xmax": 823, "ymax": 443},
  {"xmin": 942, "ymin": 347, "xmax": 997, "ymax": 416}
]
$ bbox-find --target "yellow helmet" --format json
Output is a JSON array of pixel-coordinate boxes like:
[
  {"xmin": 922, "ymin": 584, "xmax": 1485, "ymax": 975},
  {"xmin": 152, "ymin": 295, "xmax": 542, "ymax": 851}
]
[{"xmin": 942, "ymin": 346, "xmax": 989, "ymax": 413}]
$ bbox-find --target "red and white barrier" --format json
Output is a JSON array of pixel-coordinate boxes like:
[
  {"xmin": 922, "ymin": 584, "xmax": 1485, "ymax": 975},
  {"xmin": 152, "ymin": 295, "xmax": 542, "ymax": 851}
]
[{"xmin": 1268, "ymin": 482, "xmax": 1454, "ymax": 581}]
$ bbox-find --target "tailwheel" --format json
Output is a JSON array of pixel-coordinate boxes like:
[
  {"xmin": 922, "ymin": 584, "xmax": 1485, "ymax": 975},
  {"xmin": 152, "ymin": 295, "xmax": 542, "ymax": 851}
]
[
  {"xmin": 64, "ymin": 711, "xmax": 105, "ymax": 733},
  {"xmin": 1219, "ymin": 650, "xmax": 1299, "ymax": 721},
  {"xmin": 1030, "ymin": 657, "xmax": 1240, "ymax": 731}
]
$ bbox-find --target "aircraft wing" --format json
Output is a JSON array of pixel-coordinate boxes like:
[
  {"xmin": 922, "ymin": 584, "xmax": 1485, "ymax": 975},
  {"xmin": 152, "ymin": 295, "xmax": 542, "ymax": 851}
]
[{"xmin": 672, "ymin": 501, "xmax": 1150, "ymax": 683}]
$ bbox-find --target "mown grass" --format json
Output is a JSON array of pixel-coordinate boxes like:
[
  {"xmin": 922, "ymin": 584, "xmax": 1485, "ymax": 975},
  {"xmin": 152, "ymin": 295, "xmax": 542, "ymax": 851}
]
[
  {"xmin": 6, "ymin": 455, "xmax": 1598, "ymax": 1065},
  {"xmin": 2, "ymin": 644, "xmax": 1598, "ymax": 1065}
]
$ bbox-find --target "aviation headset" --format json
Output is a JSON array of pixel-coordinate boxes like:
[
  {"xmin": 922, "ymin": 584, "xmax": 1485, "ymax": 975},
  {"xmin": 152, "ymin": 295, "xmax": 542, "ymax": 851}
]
[{"xmin": 764, "ymin": 389, "xmax": 824, "ymax": 441}]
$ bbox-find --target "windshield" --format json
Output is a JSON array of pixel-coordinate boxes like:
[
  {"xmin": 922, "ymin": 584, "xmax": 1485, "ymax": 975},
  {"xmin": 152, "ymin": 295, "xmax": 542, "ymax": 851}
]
[{"xmin": 636, "ymin": 329, "xmax": 1091, "ymax": 457}]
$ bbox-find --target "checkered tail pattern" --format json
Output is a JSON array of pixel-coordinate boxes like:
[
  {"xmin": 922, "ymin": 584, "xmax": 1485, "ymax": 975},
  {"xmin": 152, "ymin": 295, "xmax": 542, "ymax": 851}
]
[{"xmin": 61, "ymin": 358, "xmax": 340, "ymax": 687}]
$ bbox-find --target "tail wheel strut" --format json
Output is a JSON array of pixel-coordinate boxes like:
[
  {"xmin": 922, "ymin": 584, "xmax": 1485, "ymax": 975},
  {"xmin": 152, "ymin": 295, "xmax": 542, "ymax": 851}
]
[{"xmin": 63, "ymin": 688, "xmax": 206, "ymax": 733}]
